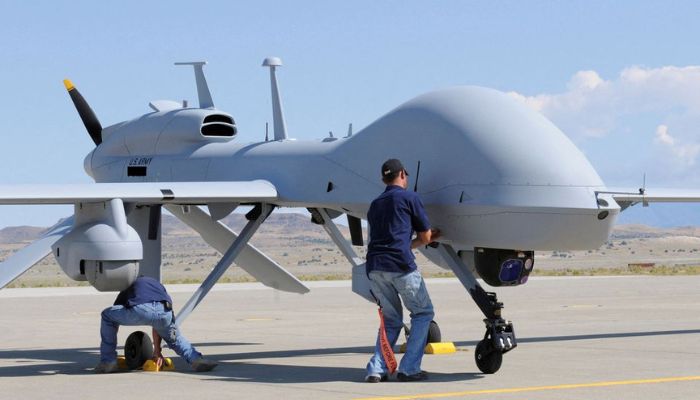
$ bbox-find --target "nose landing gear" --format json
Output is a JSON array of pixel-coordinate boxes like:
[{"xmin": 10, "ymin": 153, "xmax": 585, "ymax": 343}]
[
  {"xmin": 475, "ymin": 317, "xmax": 516, "ymax": 373},
  {"xmin": 437, "ymin": 244, "xmax": 517, "ymax": 374},
  {"xmin": 471, "ymin": 286, "xmax": 517, "ymax": 373}
]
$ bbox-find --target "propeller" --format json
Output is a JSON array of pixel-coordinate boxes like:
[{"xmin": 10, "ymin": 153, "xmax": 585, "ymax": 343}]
[{"xmin": 63, "ymin": 79, "xmax": 102, "ymax": 145}]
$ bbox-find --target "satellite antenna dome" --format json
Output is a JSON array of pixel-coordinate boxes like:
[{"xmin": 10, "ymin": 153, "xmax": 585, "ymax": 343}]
[{"xmin": 262, "ymin": 57, "xmax": 283, "ymax": 67}]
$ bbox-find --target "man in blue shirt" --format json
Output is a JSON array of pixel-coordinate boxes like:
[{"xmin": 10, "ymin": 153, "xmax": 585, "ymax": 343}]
[
  {"xmin": 365, "ymin": 158, "xmax": 440, "ymax": 383},
  {"xmin": 95, "ymin": 276, "xmax": 218, "ymax": 373}
]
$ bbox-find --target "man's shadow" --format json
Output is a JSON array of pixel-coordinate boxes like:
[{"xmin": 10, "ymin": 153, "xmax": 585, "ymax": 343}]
[{"xmin": 208, "ymin": 362, "xmax": 480, "ymax": 384}]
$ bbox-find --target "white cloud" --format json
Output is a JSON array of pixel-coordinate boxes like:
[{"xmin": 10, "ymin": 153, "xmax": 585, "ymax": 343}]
[
  {"xmin": 568, "ymin": 70, "xmax": 605, "ymax": 91},
  {"xmin": 654, "ymin": 124, "xmax": 700, "ymax": 166},
  {"xmin": 510, "ymin": 65, "xmax": 700, "ymax": 184},
  {"xmin": 654, "ymin": 124, "xmax": 674, "ymax": 146},
  {"xmin": 512, "ymin": 65, "xmax": 700, "ymax": 137}
]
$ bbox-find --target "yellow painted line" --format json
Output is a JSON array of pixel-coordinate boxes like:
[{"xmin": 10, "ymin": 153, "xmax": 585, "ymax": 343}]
[{"xmin": 354, "ymin": 375, "xmax": 700, "ymax": 400}]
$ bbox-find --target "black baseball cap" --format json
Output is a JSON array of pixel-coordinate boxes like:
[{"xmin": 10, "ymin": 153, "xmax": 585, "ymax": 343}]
[{"xmin": 381, "ymin": 158, "xmax": 408, "ymax": 177}]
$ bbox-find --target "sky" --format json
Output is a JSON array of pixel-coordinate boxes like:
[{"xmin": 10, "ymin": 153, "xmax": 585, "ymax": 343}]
[{"xmin": 1, "ymin": 1, "xmax": 700, "ymax": 227}]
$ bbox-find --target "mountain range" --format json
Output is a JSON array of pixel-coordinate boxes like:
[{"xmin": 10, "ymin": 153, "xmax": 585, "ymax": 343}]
[{"xmin": 1, "ymin": 212, "xmax": 699, "ymax": 245}]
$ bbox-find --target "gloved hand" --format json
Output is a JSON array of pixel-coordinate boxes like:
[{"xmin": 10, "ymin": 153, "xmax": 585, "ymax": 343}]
[{"xmin": 151, "ymin": 345, "xmax": 164, "ymax": 369}]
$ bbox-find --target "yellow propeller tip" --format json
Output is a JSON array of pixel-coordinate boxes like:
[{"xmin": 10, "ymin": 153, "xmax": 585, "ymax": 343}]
[{"xmin": 63, "ymin": 79, "xmax": 74, "ymax": 91}]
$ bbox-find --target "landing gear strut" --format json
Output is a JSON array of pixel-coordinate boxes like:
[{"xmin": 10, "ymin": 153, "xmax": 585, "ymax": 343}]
[
  {"xmin": 310, "ymin": 207, "xmax": 446, "ymax": 348},
  {"xmin": 472, "ymin": 288, "xmax": 516, "ymax": 373},
  {"xmin": 175, "ymin": 203, "xmax": 273, "ymax": 325},
  {"xmin": 437, "ymin": 244, "xmax": 517, "ymax": 374}
]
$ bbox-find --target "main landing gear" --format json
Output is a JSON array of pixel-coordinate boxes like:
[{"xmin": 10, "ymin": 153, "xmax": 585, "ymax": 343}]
[
  {"xmin": 175, "ymin": 203, "xmax": 273, "ymax": 325},
  {"xmin": 437, "ymin": 244, "xmax": 516, "ymax": 374},
  {"xmin": 309, "ymin": 207, "xmax": 446, "ymax": 346},
  {"xmin": 124, "ymin": 331, "xmax": 153, "ymax": 370},
  {"xmin": 403, "ymin": 320, "xmax": 442, "ymax": 345}
]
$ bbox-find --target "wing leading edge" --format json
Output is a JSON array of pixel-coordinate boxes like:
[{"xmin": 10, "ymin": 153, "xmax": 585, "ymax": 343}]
[
  {"xmin": 608, "ymin": 189, "xmax": 700, "ymax": 210},
  {"xmin": 0, "ymin": 181, "xmax": 277, "ymax": 205}
]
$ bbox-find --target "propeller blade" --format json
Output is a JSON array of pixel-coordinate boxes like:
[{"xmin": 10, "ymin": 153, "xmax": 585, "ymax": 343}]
[
  {"xmin": 63, "ymin": 79, "xmax": 102, "ymax": 145},
  {"xmin": 347, "ymin": 215, "xmax": 364, "ymax": 246}
]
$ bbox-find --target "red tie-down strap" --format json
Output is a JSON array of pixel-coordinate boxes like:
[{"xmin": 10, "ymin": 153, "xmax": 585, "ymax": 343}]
[{"xmin": 378, "ymin": 308, "xmax": 397, "ymax": 374}]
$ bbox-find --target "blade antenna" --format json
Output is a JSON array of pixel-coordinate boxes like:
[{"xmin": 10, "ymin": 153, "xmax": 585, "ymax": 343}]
[{"xmin": 174, "ymin": 61, "xmax": 214, "ymax": 109}]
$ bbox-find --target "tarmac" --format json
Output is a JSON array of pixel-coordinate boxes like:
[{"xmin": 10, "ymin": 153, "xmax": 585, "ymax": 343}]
[{"xmin": 1, "ymin": 275, "xmax": 700, "ymax": 400}]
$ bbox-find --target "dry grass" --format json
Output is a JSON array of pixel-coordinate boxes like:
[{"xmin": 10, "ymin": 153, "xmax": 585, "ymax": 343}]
[
  {"xmin": 4, "ymin": 217, "xmax": 700, "ymax": 288},
  {"xmin": 533, "ymin": 264, "xmax": 700, "ymax": 277}
]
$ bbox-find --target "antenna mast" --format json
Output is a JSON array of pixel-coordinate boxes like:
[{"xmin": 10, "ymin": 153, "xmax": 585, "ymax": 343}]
[
  {"xmin": 262, "ymin": 57, "xmax": 288, "ymax": 140},
  {"xmin": 174, "ymin": 61, "xmax": 214, "ymax": 109}
]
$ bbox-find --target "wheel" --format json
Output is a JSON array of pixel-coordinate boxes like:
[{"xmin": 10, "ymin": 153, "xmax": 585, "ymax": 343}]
[
  {"xmin": 474, "ymin": 339, "xmax": 502, "ymax": 374},
  {"xmin": 404, "ymin": 320, "xmax": 442, "ymax": 344},
  {"xmin": 124, "ymin": 331, "xmax": 153, "ymax": 370},
  {"xmin": 426, "ymin": 320, "xmax": 441, "ymax": 344}
]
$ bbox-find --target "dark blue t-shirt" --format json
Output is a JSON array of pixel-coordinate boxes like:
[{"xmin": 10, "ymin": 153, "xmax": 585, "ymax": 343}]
[
  {"xmin": 366, "ymin": 185, "xmax": 431, "ymax": 274},
  {"xmin": 114, "ymin": 276, "xmax": 173, "ymax": 308}
]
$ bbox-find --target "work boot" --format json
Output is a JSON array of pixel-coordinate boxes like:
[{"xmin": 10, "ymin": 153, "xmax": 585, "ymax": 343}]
[
  {"xmin": 397, "ymin": 371, "xmax": 428, "ymax": 382},
  {"xmin": 94, "ymin": 361, "xmax": 119, "ymax": 374},
  {"xmin": 365, "ymin": 374, "xmax": 388, "ymax": 383},
  {"xmin": 191, "ymin": 357, "xmax": 218, "ymax": 372}
]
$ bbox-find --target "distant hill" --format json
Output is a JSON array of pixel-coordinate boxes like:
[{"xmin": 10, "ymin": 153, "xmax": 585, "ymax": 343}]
[
  {"xmin": 610, "ymin": 225, "xmax": 700, "ymax": 239},
  {"xmin": 0, "ymin": 212, "xmax": 321, "ymax": 244},
  {"xmin": 0, "ymin": 226, "xmax": 48, "ymax": 244},
  {"xmin": 2, "ymin": 210, "xmax": 700, "ymax": 245},
  {"xmin": 163, "ymin": 212, "xmax": 317, "ymax": 235}
]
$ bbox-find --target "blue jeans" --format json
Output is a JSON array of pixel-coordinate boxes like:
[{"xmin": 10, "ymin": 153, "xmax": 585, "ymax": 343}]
[
  {"xmin": 366, "ymin": 270, "xmax": 435, "ymax": 376},
  {"xmin": 100, "ymin": 301, "xmax": 202, "ymax": 364}
]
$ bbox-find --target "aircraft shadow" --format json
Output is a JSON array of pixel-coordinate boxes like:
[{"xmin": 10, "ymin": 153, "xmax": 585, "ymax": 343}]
[
  {"xmin": 0, "ymin": 344, "xmax": 480, "ymax": 383},
  {"xmin": 1, "ymin": 329, "xmax": 699, "ymax": 379},
  {"xmin": 191, "ymin": 328, "xmax": 700, "ymax": 362},
  {"xmin": 454, "ymin": 328, "xmax": 700, "ymax": 347},
  {"xmin": 0, "ymin": 342, "xmax": 254, "ymax": 378}
]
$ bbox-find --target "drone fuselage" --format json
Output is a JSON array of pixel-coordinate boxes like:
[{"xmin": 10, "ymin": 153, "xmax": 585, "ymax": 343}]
[{"xmin": 86, "ymin": 86, "xmax": 619, "ymax": 252}]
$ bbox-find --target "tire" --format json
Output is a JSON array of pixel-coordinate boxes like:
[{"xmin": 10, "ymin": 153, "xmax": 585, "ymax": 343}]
[
  {"xmin": 125, "ymin": 331, "xmax": 153, "ymax": 370},
  {"xmin": 426, "ymin": 320, "xmax": 441, "ymax": 344},
  {"xmin": 474, "ymin": 339, "xmax": 502, "ymax": 374}
]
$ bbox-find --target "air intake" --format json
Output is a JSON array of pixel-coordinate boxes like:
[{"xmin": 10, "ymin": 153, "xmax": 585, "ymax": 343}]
[
  {"xmin": 203, "ymin": 114, "xmax": 233, "ymax": 124},
  {"xmin": 201, "ymin": 114, "xmax": 237, "ymax": 137}
]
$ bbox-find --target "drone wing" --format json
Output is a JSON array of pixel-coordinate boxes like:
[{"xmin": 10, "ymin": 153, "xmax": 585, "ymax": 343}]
[
  {"xmin": 0, "ymin": 180, "xmax": 281, "ymax": 290},
  {"xmin": 610, "ymin": 189, "xmax": 700, "ymax": 210},
  {"xmin": 0, "ymin": 181, "xmax": 276, "ymax": 205}
]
